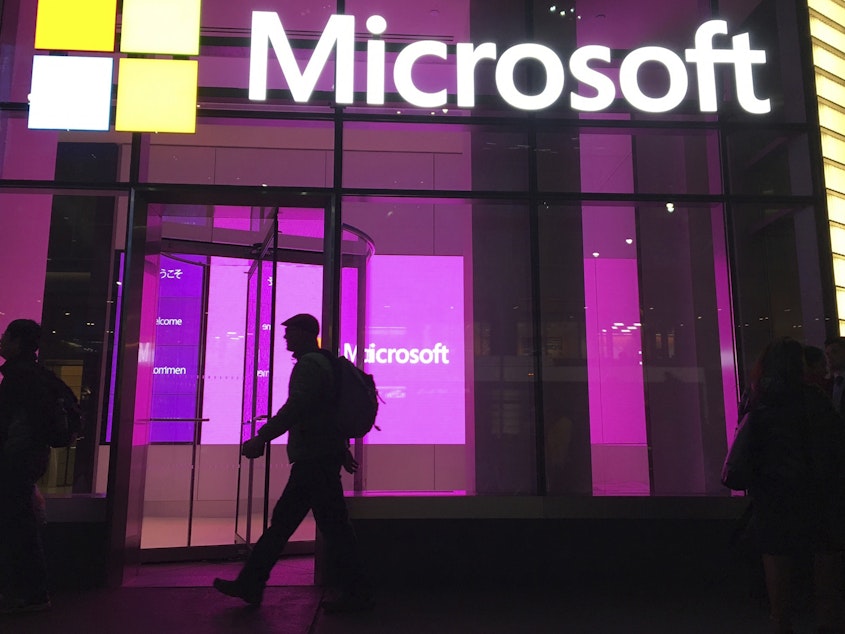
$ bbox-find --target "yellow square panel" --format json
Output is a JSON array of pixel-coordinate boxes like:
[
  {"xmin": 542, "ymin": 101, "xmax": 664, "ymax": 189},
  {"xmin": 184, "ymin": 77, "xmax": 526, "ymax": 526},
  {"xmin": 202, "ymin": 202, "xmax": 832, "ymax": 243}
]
[
  {"xmin": 822, "ymin": 131, "xmax": 845, "ymax": 166},
  {"xmin": 813, "ymin": 44, "xmax": 845, "ymax": 81},
  {"xmin": 819, "ymin": 102, "xmax": 845, "ymax": 132},
  {"xmin": 35, "ymin": 0, "xmax": 118, "ymax": 52},
  {"xmin": 810, "ymin": 1, "xmax": 845, "ymax": 30},
  {"xmin": 811, "ymin": 17, "xmax": 845, "ymax": 57},
  {"xmin": 830, "ymin": 193, "xmax": 845, "ymax": 225},
  {"xmin": 115, "ymin": 59, "xmax": 197, "ymax": 133},
  {"xmin": 120, "ymin": 0, "xmax": 201, "ymax": 55},
  {"xmin": 832, "ymin": 223, "xmax": 845, "ymax": 256},
  {"xmin": 833, "ymin": 255, "xmax": 845, "ymax": 284},
  {"xmin": 838, "ymin": 288, "xmax": 845, "ymax": 321},
  {"xmin": 826, "ymin": 160, "xmax": 845, "ymax": 196},
  {"xmin": 816, "ymin": 74, "xmax": 845, "ymax": 106}
]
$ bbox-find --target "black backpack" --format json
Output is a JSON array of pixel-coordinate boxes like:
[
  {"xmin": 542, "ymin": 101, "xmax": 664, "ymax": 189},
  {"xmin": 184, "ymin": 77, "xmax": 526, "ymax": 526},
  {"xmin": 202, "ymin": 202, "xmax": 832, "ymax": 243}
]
[
  {"xmin": 318, "ymin": 351, "xmax": 380, "ymax": 439},
  {"xmin": 38, "ymin": 366, "xmax": 83, "ymax": 448}
]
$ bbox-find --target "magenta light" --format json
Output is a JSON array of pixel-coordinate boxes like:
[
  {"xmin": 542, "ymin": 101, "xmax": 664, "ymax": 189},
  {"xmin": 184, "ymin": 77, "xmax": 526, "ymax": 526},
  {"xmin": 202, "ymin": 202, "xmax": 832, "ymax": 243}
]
[
  {"xmin": 202, "ymin": 257, "xmax": 249, "ymax": 445},
  {"xmin": 348, "ymin": 255, "xmax": 466, "ymax": 444},
  {"xmin": 584, "ymin": 258, "xmax": 647, "ymax": 445},
  {"xmin": 201, "ymin": 254, "xmax": 465, "ymax": 446}
]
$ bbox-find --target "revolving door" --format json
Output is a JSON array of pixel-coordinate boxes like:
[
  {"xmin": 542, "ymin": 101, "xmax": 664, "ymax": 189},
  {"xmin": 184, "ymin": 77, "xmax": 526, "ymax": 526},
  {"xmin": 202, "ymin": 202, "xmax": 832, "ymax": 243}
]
[{"xmin": 132, "ymin": 198, "xmax": 372, "ymax": 559}]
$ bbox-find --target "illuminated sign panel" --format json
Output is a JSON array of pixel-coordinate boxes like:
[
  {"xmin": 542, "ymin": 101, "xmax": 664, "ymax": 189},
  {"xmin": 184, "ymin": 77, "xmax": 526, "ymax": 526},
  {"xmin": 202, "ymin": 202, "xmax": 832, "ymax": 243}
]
[
  {"xmin": 198, "ymin": 256, "xmax": 465, "ymax": 446},
  {"xmin": 28, "ymin": 0, "xmax": 200, "ymax": 133},
  {"xmin": 115, "ymin": 58, "xmax": 199, "ymax": 133},
  {"xmin": 28, "ymin": 6, "xmax": 771, "ymax": 133},
  {"xmin": 28, "ymin": 56, "xmax": 114, "ymax": 131},
  {"xmin": 120, "ymin": 0, "xmax": 201, "ymax": 56},
  {"xmin": 250, "ymin": 15, "xmax": 771, "ymax": 115},
  {"xmin": 34, "ymin": 0, "xmax": 117, "ymax": 52}
]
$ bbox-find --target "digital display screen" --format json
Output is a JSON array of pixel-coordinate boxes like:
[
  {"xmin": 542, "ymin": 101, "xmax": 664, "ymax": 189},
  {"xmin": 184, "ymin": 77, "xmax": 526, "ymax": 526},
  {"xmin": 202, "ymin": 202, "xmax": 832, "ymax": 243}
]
[
  {"xmin": 196, "ymin": 255, "xmax": 466, "ymax": 446},
  {"xmin": 149, "ymin": 254, "xmax": 205, "ymax": 442}
]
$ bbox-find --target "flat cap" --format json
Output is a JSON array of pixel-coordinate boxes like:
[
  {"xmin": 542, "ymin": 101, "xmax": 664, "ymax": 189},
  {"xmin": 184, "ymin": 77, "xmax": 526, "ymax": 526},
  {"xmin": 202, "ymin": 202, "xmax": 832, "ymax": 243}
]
[{"xmin": 281, "ymin": 313, "xmax": 320, "ymax": 336}]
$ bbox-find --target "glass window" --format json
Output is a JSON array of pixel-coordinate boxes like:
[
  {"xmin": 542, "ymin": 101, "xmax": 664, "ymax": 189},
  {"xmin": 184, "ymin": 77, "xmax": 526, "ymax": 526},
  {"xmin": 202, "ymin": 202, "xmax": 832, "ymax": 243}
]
[
  {"xmin": 541, "ymin": 202, "xmax": 738, "ymax": 496},
  {"xmin": 727, "ymin": 129, "xmax": 814, "ymax": 196},
  {"xmin": 538, "ymin": 127, "xmax": 721, "ymax": 194},
  {"xmin": 637, "ymin": 203, "xmax": 736, "ymax": 495},
  {"xmin": 343, "ymin": 121, "xmax": 529, "ymax": 191},
  {"xmin": 0, "ymin": 188, "xmax": 126, "ymax": 495},
  {"xmin": 0, "ymin": 112, "xmax": 133, "ymax": 182},
  {"xmin": 538, "ymin": 204, "xmax": 591, "ymax": 495},
  {"xmin": 145, "ymin": 118, "xmax": 335, "ymax": 186},
  {"xmin": 339, "ymin": 197, "xmax": 537, "ymax": 494},
  {"xmin": 730, "ymin": 202, "xmax": 830, "ymax": 382}
]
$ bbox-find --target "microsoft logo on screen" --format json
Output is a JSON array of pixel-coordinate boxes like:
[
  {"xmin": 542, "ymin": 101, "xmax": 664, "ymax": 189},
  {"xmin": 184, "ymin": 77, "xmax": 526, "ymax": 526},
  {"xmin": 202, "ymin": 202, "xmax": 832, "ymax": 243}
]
[{"xmin": 28, "ymin": 0, "xmax": 201, "ymax": 133}]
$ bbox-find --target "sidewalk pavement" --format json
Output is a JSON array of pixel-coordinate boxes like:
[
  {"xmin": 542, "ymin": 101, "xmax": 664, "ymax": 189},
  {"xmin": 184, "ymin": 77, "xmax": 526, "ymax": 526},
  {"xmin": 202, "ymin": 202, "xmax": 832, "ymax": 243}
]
[{"xmin": 0, "ymin": 558, "xmax": 823, "ymax": 634}]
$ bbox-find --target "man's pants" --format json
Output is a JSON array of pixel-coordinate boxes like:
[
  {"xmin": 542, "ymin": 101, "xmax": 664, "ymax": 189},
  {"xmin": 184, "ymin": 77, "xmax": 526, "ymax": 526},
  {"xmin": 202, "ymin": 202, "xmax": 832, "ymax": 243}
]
[
  {"xmin": 0, "ymin": 472, "xmax": 48, "ymax": 601},
  {"xmin": 238, "ymin": 454, "xmax": 365, "ymax": 591}
]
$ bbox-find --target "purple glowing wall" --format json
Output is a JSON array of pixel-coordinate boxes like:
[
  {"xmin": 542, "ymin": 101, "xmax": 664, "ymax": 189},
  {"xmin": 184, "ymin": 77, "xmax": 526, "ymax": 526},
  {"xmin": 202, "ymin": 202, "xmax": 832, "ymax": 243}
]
[{"xmin": 149, "ymin": 255, "xmax": 205, "ymax": 442}]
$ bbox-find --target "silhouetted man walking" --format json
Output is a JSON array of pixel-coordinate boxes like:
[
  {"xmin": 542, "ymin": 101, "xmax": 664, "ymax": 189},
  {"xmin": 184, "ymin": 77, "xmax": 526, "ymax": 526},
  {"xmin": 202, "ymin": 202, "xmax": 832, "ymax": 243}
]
[{"xmin": 214, "ymin": 313, "xmax": 371, "ymax": 613}]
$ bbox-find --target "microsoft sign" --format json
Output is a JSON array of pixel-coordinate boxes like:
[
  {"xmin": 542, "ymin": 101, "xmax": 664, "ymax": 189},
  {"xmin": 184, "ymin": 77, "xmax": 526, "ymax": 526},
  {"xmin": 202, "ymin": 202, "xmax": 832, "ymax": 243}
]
[
  {"xmin": 250, "ymin": 14, "xmax": 770, "ymax": 115},
  {"xmin": 28, "ymin": 5, "xmax": 771, "ymax": 134}
]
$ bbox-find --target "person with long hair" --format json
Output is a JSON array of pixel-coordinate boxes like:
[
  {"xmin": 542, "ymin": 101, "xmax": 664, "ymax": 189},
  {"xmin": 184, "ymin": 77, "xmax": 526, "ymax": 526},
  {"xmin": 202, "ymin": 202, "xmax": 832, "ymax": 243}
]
[
  {"xmin": 0, "ymin": 319, "xmax": 52, "ymax": 613},
  {"xmin": 743, "ymin": 337, "xmax": 845, "ymax": 633}
]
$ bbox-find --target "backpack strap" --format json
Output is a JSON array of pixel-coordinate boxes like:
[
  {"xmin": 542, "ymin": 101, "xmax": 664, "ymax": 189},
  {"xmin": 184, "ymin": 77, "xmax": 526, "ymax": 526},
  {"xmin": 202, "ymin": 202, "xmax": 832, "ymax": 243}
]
[{"xmin": 304, "ymin": 350, "xmax": 337, "ymax": 398}]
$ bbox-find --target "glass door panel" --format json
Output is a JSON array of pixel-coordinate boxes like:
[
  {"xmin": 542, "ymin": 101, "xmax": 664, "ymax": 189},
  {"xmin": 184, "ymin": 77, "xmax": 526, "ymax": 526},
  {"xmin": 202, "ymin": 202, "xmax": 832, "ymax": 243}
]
[
  {"xmin": 137, "ymin": 201, "xmax": 361, "ymax": 555},
  {"xmin": 236, "ymin": 221, "xmax": 277, "ymax": 545},
  {"xmin": 138, "ymin": 203, "xmax": 279, "ymax": 554},
  {"xmin": 140, "ymin": 252, "xmax": 209, "ymax": 549},
  {"xmin": 235, "ymin": 254, "xmax": 260, "ymax": 545}
]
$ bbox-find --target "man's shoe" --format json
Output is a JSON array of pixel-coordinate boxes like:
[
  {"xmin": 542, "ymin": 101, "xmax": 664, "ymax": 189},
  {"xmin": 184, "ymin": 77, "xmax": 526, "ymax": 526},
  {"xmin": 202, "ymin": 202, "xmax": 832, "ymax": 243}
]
[
  {"xmin": 0, "ymin": 594, "xmax": 51, "ymax": 615},
  {"xmin": 321, "ymin": 592, "xmax": 375, "ymax": 614},
  {"xmin": 212, "ymin": 577, "xmax": 263, "ymax": 606}
]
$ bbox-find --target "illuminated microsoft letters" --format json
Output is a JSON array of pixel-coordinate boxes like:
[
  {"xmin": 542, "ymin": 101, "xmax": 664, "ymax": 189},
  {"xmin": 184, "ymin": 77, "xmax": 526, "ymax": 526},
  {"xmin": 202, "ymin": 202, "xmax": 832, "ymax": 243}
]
[
  {"xmin": 569, "ymin": 45, "xmax": 615, "ymax": 112},
  {"xmin": 495, "ymin": 43, "xmax": 565, "ymax": 110},
  {"xmin": 249, "ymin": 11, "xmax": 354, "ymax": 102},
  {"xmin": 619, "ymin": 47, "xmax": 689, "ymax": 113},
  {"xmin": 249, "ymin": 14, "xmax": 771, "ymax": 115},
  {"xmin": 684, "ymin": 20, "xmax": 770, "ymax": 114},
  {"xmin": 395, "ymin": 40, "xmax": 449, "ymax": 107}
]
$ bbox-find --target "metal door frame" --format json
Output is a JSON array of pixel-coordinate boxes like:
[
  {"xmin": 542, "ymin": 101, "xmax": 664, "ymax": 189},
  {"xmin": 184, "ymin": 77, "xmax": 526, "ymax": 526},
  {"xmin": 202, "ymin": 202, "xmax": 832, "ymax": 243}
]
[{"xmin": 115, "ymin": 188, "xmax": 334, "ymax": 571}]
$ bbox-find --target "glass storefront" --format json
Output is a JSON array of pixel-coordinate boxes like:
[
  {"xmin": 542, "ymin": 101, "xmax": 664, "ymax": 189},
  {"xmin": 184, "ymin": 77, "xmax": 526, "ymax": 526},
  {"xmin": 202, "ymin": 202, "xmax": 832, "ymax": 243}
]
[{"xmin": 0, "ymin": 0, "xmax": 835, "ymax": 556}]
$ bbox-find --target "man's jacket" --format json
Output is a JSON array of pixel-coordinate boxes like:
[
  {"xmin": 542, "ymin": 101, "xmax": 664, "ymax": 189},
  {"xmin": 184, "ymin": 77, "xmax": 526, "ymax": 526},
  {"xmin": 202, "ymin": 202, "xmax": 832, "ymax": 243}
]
[{"xmin": 257, "ymin": 351, "xmax": 347, "ymax": 463}]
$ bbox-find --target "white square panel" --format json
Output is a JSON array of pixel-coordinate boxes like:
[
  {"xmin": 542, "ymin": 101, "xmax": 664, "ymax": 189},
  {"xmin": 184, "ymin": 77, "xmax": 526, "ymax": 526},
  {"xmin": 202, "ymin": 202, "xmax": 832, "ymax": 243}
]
[{"xmin": 28, "ymin": 55, "xmax": 113, "ymax": 131}]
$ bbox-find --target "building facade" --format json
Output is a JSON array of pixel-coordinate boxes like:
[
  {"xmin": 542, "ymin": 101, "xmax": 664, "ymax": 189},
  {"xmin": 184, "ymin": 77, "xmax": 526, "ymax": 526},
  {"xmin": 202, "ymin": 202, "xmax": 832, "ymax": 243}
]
[{"xmin": 0, "ymin": 0, "xmax": 840, "ymax": 581}]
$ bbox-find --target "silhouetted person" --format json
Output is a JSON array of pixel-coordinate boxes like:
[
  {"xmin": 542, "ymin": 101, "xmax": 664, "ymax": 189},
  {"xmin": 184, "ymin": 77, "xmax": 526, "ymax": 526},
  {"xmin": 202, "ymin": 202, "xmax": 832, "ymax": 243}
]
[
  {"xmin": 826, "ymin": 336, "xmax": 845, "ymax": 413},
  {"xmin": 805, "ymin": 344, "xmax": 830, "ymax": 392},
  {"xmin": 214, "ymin": 313, "xmax": 371, "ymax": 613},
  {"xmin": 0, "ymin": 319, "xmax": 52, "ymax": 613},
  {"xmin": 743, "ymin": 337, "xmax": 845, "ymax": 633}
]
